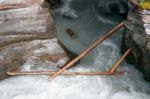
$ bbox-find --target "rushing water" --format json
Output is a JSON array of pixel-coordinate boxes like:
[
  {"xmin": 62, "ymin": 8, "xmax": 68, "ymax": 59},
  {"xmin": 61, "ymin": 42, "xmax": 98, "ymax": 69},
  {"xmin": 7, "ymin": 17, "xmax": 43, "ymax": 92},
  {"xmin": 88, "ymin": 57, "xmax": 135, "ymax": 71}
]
[
  {"xmin": 0, "ymin": 0, "xmax": 150, "ymax": 99},
  {"xmin": 54, "ymin": 0, "xmax": 125, "ymax": 54}
]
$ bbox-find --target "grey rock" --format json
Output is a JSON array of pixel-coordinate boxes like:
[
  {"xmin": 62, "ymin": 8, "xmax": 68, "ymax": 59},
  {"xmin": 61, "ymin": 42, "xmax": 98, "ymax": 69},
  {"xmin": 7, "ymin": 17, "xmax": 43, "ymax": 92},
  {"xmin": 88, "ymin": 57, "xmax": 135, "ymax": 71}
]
[
  {"xmin": 0, "ymin": 0, "xmax": 57, "ymax": 80},
  {"xmin": 122, "ymin": 0, "xmax": 150, "ymax": 80}
]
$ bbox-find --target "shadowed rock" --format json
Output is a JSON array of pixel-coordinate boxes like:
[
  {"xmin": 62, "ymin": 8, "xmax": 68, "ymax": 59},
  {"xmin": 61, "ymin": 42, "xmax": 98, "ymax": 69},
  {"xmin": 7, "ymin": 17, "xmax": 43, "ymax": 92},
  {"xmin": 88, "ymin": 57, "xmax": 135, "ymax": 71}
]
[{"xmin": 122, "ymin": 0, "xmax": 150, "ymax": 81}]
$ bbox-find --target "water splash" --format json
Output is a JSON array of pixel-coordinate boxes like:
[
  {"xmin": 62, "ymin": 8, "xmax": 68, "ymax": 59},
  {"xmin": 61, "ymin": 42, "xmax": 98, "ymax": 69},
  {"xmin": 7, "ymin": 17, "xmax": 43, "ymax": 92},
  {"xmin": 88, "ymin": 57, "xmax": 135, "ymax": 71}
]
[{"xmin": 0, "ymin": 38, "xmax": 150, "ymax": 99}]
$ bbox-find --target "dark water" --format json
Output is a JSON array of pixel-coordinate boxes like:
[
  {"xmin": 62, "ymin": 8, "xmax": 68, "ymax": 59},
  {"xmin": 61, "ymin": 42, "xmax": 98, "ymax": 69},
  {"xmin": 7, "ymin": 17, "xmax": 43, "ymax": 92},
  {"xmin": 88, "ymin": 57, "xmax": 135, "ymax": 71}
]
[{"xmin": 53, "ymin": 0, "xmax": 124, "ymax": 54}]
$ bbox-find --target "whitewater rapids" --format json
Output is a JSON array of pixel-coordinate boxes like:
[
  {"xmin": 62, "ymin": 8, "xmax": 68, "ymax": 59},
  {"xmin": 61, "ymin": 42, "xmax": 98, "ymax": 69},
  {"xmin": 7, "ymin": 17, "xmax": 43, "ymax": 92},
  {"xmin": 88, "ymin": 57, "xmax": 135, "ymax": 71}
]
[{"xmin": 0, "ymin": 0, "xmax": 150, "ymax": 99}]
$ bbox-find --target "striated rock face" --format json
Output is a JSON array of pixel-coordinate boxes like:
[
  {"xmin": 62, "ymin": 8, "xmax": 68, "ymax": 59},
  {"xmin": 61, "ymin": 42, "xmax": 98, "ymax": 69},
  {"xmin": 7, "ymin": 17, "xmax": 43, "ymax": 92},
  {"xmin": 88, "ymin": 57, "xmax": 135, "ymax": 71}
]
[
  {"xmin": 0, "ymin": 39, "xmax": 68, "ymax": 79},
  {"xmin": 0, "ymin": 0, "xmax": 56, "ymax": 47},
  {"xmin": 0, "ymin": 0, "xmax": 57, "ymax": 80},
  {"xmin": 122, "ymin": 0, "xmax": 150, "ymax": 80}
]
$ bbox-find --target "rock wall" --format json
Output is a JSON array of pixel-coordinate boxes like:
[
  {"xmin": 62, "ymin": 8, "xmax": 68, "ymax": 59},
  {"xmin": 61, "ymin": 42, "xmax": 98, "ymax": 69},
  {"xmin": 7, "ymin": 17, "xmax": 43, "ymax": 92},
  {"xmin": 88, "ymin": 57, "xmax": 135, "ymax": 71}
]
[
  {"xmin": 0, "ymin": 0, "xmax": 57, "ymax": 80},
  {"xmin": 122, "ymin": 0, "xmax": 150, "ymax": 80}
]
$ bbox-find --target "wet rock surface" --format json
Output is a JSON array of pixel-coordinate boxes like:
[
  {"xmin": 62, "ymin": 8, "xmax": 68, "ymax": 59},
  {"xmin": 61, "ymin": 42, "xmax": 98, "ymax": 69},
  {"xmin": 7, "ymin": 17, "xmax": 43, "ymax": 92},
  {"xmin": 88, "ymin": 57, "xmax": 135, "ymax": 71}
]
[
  {"xmin": 0, "ymin": 0, "xmax": 57, "ymax": 80},
  {"xmin": 122, "ymin": 0, "xmax": 150, "ymax": 80},
  {"xmin": 0, "ymin": 39, "xmax": 68, "ymax": 80}
]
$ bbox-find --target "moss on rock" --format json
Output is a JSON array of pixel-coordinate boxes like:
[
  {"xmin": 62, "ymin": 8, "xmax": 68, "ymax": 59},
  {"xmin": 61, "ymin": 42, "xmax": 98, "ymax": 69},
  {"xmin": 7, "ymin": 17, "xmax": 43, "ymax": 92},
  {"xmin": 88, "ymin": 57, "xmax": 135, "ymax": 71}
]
[{"xmin": 139, "ymin": 0, "xmax": 150, "ymax": 9}]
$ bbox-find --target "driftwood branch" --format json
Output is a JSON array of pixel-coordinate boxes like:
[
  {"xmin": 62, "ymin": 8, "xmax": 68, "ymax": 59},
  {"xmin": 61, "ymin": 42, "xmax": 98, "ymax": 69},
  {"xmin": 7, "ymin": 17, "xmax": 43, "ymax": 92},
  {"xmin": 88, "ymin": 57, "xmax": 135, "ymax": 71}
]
[
  {"xmin": 7, "ymin": 49, "xmax": 131, "ymax": 77},
  {"xmin": 7, "ymin": 71, "xmax": 124, "ymax": 76},
  {"xmin": 109, "ymin": 49, "xmax": 131, "ymax": 73},
  {"xmin": 48, "ymin": 22, "xmax": 124, "ymax": 81}
]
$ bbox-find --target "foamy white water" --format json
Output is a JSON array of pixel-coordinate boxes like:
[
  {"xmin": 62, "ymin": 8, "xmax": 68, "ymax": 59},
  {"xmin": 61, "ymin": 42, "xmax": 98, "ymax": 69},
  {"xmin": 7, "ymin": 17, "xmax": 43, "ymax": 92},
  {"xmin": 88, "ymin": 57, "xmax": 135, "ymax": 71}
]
[
  {"xmin": 0, "ymin": 0, "xmax": 150, "ymax": 99},
  {"xmin": 0, "ymin": 39, "xmax": 150, "ymax": 99}
]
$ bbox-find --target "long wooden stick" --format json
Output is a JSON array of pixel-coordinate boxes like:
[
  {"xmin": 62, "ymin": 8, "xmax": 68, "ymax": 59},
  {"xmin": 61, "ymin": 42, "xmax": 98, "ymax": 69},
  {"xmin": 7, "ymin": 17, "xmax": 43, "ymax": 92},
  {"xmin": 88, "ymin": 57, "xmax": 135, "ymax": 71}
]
[
  {"xmin": 7, "ymin": 49, "xmax": 130, "ymax": 76},
  {"xmin": 48, "ymin": 22, "xmax": 124, "ymax": 81},
  {"xmin": 109, "ymin": 49, "xmax": 131, "ymax": 73},
  {"xmin": 7, "ymin": 71, "xmax": 123, "ymax": 76},
  {"xmin": 7, "ymin": 48, "xmax": 130, "ymax": 77}
]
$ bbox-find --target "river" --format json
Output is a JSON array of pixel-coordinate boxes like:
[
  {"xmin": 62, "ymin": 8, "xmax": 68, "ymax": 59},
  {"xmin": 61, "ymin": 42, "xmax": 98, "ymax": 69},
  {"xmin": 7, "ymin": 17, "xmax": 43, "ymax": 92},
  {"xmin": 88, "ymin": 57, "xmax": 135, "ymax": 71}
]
[{"xmin": 0, "ymin": 0, "xmax": 150, "ymax": 99}]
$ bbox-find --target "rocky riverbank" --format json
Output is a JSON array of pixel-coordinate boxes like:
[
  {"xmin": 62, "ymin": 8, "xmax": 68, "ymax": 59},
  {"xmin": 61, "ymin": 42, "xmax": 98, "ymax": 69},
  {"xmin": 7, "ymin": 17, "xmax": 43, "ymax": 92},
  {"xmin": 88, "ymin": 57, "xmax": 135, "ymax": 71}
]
[
  {"xmin": 0, "ymin": 0, "xmax": 59, "ymax": 80},
  {"xmin": 122, "ymin": 0, "xmax": 150, "ymax": 80}
]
